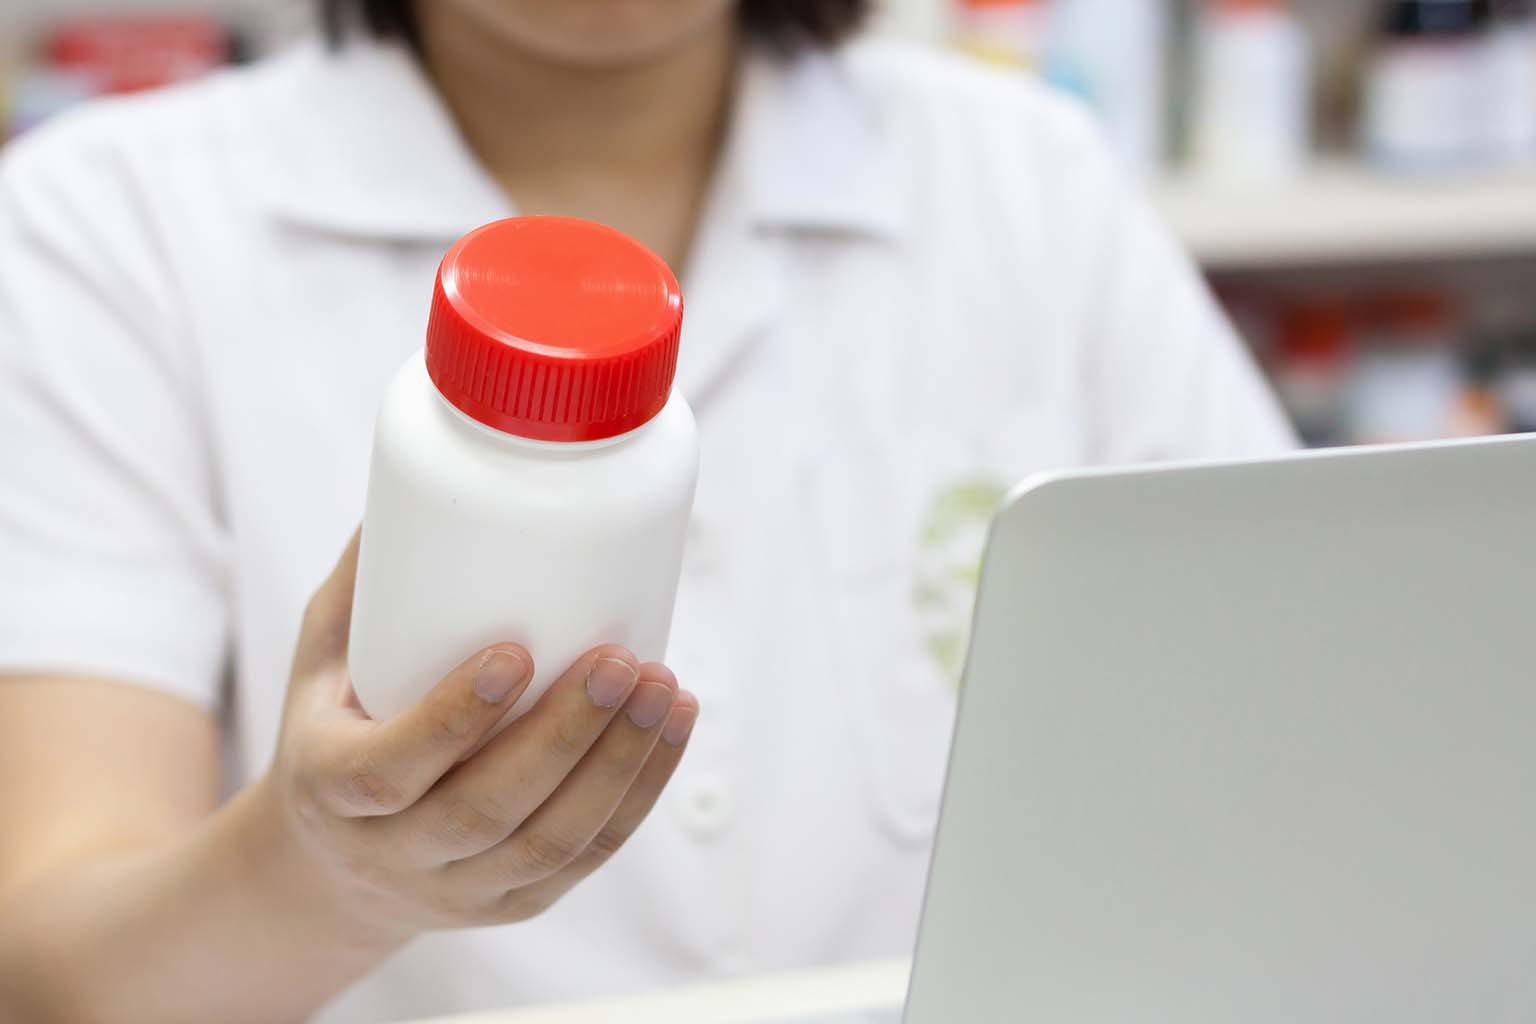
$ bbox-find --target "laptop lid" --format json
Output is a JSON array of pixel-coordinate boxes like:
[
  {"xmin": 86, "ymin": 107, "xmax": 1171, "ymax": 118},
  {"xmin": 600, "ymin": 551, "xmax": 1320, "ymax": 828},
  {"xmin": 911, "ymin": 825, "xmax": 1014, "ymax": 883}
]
[{"xmin": 905, "ymin": 435, "xmax": 1536, "ymax": 1022}]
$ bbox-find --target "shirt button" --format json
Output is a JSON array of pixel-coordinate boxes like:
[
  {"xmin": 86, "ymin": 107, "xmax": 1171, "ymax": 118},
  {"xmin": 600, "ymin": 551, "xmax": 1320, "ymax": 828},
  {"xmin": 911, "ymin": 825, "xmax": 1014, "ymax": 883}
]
[{"xmin": 678, "ymin": 772, "xmax": 733, "ymax": 840}]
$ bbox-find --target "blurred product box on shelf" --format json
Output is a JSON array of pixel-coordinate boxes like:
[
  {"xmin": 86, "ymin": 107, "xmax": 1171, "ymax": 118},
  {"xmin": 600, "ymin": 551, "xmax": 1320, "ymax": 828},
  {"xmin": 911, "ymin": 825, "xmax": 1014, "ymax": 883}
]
[
  {"xmin": 4, "ymin": 13, "xmax": 246, "ymax": 141},
  {"xmin": 1229, "ymin": 288, "xmax": 1536, "ymax": 447}
]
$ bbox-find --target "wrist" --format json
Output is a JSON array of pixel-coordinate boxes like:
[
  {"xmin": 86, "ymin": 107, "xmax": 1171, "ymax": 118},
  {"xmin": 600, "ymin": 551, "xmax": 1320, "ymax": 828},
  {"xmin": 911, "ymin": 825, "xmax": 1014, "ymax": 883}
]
[{"xmin": 226, "ymin": 775, "xmax": 411, "ymax": 959}]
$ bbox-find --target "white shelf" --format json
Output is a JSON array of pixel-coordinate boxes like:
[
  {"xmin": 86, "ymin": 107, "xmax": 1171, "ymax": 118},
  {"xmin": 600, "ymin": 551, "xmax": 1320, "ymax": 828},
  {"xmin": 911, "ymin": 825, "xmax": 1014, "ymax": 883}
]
[{"xmin": 1156, "ymin": 163, "xmax": 1536, "ymax": 271}]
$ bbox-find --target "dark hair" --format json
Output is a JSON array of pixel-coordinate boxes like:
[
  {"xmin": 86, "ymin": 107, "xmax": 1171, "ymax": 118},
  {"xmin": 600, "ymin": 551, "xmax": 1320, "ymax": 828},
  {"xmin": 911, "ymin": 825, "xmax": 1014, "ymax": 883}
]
[{"xmin": 319, "ymin": 0, "xmax": 873, "ymax": 52}]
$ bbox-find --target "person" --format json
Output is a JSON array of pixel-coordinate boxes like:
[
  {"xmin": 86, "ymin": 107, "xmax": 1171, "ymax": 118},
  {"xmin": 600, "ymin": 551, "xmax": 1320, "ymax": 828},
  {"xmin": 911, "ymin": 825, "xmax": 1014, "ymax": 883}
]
[{"xmin": 0, "ymin": 1, "xmax": 1295, "ymax": 1021}]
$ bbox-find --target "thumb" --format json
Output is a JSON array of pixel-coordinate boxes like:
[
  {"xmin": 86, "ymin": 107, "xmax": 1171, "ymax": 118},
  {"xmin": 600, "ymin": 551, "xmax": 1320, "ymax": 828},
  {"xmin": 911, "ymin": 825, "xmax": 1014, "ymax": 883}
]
[{"xmin": 291, "ymin": 527, "xmax": 363, "ymax": 682}]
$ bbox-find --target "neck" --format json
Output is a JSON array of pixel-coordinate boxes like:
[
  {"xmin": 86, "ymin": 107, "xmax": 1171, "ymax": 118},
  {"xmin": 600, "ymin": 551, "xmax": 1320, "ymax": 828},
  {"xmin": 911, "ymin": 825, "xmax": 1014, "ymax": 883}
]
[{"xmin": 418, "ymin": 13, "xmax": 737, "ymax": 266}]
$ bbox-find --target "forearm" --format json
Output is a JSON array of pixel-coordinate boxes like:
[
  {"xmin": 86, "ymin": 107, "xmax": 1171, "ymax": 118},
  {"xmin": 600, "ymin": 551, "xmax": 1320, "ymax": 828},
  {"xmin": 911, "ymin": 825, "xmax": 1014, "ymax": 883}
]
[{"xmin": 0, "ymin": 780, "xmax": 403, "ymax": 1024}]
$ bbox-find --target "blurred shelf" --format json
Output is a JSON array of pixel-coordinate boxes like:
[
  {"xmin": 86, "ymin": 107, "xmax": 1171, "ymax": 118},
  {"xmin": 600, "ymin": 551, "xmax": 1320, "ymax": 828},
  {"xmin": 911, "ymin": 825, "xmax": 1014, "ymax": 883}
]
[{"xmin": 1156, "ymin": 163, "xmax": 1536, "ymax": 272}]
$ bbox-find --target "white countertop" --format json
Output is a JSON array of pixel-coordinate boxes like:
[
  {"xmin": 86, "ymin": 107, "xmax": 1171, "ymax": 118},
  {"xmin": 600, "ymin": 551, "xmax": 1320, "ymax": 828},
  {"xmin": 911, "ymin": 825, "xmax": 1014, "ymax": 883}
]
[{"xmin": 402, "ymin": 958, "xmax": 911, "ymax": 1024}]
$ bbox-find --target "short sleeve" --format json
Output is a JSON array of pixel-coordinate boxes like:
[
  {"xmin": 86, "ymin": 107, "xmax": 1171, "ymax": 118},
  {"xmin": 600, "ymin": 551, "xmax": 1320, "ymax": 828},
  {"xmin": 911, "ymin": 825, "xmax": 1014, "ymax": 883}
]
[
  {"xmin": 1051, "ymin": 105, "xmax": 1298, "ymax": 464},
  {"xmin": 0, "ymin": 110, "xmax": 229, "ymax": 709}
]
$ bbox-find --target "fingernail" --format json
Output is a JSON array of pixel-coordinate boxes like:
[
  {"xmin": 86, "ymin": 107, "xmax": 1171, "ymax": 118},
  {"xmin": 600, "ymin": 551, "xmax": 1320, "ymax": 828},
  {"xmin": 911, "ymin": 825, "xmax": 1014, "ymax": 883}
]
[
  {"xmin": 625, "ymin": 682, "xmax": 674, "ymax": 729},
  {"xmin": 661, "ymin": 703, "xmax": 697, "ymax": 746},
  {"xmin": 586, "ymin": 657, "xmax": 638, "ymax": 708},
  {"xmin": 475, "ymin": 650, "xmax": 528, "ymax": 704}
]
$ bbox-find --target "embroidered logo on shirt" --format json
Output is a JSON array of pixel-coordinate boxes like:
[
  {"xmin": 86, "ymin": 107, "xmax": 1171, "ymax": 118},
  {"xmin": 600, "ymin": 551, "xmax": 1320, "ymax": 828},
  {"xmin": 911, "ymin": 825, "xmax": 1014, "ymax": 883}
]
[{"xmin": 914, "ymin": 477, "xmax": 1008, "ymax": 688}]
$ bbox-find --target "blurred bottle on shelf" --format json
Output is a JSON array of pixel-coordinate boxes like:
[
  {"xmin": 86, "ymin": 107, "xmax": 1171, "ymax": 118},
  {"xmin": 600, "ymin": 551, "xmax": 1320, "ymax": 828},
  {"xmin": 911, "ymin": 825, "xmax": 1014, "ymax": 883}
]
[
  {"xmin": 1040, "ymin": 0, "xmax": 1169, "ymax": 174},
  {"xmin": 1481, "ymin": 0, "xmax": 1536, "ymax": 165},
  {"xmin": 4, "ymin": 15, "xmax": 237, "ymax": 141},
  {"xmin": 1491, "ymin": 321, "xmax": 1536, "ymax": 431},
  {"xmin": 1271, "ymin": 302, "xmax": 1354, "ymax": 446},
  {"xmin": 1189, "ymin": 0, "xmax": 1312, "ymax": 182},
  {"xmin": 1361, "ymin": 0, "xmax": 1492, "ymax": 173},
  {"xmin": 954, "ymin": 0, "xmax": 1046, "ymax": 69},
  {"xmin": 1450, "ymin": 325, "xmax": 1510, "ymax": 436},
  {"xmin": 1346, "ymin": 292, "xmax": 1467, "ymax": 443}
]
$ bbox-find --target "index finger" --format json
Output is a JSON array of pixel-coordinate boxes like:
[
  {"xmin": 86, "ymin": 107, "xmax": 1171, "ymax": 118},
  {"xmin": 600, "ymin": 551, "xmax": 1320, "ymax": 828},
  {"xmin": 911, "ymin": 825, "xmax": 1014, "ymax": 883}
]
[{"xmin": 306, "ymin": 642, "xmax": 535, "ymax": 818}]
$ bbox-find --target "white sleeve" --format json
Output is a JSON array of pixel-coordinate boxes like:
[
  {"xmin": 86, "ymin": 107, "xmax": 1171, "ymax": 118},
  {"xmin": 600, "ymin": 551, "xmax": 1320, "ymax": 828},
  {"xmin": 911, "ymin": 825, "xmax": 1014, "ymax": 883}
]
[
  {"xmin": 1049, "ymin": 103, "xmax": 1298, "ymax": 464},
  {"xmin": 0, "ymin": 111, "xmax": 229, "ymax": 709}
]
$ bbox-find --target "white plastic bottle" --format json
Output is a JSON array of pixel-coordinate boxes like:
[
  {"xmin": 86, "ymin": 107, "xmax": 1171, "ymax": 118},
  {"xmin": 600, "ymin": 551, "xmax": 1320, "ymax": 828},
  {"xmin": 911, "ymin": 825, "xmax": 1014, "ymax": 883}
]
[{"xmin": 348, "ymin": 216, "xmax": 699, "ymax": 722}]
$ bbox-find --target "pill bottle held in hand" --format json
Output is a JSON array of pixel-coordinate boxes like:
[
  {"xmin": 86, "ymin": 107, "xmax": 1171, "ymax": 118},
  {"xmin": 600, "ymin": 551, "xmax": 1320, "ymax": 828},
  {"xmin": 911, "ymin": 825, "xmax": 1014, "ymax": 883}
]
[{"xmin": 349, "ymin": 216, "xmax": 699, "ymax": 721}]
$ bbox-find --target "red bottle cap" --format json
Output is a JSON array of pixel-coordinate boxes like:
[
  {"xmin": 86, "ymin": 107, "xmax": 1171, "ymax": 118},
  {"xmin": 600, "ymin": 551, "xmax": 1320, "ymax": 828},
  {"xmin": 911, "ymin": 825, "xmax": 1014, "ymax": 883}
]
[{"xmin": 425, "ymin": 217, "xmax": 684, "ymax": 442}]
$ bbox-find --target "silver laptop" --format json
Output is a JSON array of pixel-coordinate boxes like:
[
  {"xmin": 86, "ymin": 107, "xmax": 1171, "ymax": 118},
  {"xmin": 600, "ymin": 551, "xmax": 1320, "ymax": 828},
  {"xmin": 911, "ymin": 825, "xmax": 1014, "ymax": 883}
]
[{"xmin": 904, "ymin": 434, "xmax": 1536, "ymax": 1022}]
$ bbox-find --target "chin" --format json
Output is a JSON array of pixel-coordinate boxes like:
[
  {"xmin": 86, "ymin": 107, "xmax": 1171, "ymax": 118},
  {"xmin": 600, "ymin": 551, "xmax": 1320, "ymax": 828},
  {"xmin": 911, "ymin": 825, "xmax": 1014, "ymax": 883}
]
[{"xmin": 443, "ymin": 0, "xmax": 736, "ymax": 66}]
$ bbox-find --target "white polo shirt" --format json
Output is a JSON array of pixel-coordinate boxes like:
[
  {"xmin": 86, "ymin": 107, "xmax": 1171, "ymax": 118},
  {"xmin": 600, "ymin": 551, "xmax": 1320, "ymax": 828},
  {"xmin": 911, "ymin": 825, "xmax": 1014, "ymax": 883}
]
[{"xmin": 0, "ymin": 34, "xmax": 1294, "ymax": 1022}]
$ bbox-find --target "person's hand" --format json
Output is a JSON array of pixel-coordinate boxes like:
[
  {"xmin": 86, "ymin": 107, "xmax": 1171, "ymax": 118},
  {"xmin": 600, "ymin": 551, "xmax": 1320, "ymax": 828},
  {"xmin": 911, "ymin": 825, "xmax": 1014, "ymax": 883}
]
[{"xmin": 253, "ymin": 531, "xmax": 699, "ymax": 944}]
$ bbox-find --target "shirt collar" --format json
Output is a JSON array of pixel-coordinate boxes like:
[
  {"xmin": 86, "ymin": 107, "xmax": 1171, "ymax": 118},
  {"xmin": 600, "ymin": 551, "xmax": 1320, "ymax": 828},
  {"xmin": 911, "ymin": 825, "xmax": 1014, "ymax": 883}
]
[
  {"xmin": 241, "ymin": 36, "xmax": 905, "ymax": 243},
  {"xmin": 728, "ymin": 43, "xmax": 906, "ymax": 240}
]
